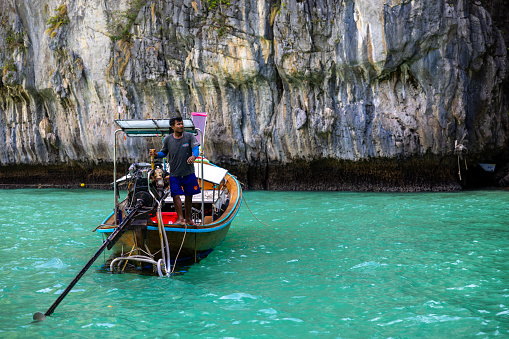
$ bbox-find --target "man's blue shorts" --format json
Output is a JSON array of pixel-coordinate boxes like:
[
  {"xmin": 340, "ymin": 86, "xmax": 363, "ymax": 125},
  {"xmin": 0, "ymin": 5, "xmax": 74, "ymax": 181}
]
[{"xmin": 169, "ymin": 173, "xmax": 201, "ymax": 197}]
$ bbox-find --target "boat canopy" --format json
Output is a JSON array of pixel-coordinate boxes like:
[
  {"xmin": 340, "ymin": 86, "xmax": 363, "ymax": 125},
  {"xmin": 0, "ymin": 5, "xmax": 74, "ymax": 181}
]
[{"xmin": 115, "ymin": 119, "xmax": 196, "ymax": 137}]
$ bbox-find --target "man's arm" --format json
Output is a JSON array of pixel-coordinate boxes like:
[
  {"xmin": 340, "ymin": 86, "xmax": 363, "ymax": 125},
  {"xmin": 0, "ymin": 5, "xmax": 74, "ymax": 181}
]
[
  {"xmin": 149, "ymin": 149, "xmax": 167, "ymax": 158},
  {"xmin": 149, "ymin": 135, "xmax": 170, "ymax": 158},
  {"xmin": 186, "ymin": 145, "xmax": 199, "ymax": 164},
  {"xmin": 192, "ymin": 145, "xmax": 199, "ymax": 158}
]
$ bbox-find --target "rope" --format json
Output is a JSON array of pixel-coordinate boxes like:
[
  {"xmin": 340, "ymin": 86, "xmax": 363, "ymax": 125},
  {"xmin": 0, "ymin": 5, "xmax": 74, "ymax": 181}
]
[
  {"xmin": 242, "ymin": 196, "xmax": 271, "ymax": 227},
  {"xmin": 458, "ymin": 155, "xmax": 462, "ymax": 181},
  {"xmin": 156, "ymin": 203, "xmax": 170, "ymax": 276},
  {"xmin": 457, "ymin": 156, "xmax": 469, "ymax": 181},
  {"xmin": 454, "ymin": 141, "xmax": 468, "ymax": 182},
  {"xmin": 237, "ymin": 180, "xmax": 271, "ymax": 227},
  {"xmin": 235, "ymin": 182, "xmax": 272, "ymax": 227},
  {"xmin": 121, "ymin": 244, "xmax": 137, "ymax": 272},
  {"xmin": 170, "ymin": 223, "xmax": 188, "ymax": 274}
]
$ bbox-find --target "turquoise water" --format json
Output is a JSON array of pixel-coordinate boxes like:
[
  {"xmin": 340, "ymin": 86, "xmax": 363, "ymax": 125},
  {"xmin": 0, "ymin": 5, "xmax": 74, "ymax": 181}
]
[{"xmin": 0, "ymin": 189, "xmax": 508, "ymax": 337}]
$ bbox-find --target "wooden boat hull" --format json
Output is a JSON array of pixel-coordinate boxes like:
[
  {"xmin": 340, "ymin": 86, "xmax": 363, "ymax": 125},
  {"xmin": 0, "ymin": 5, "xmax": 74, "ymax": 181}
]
[{"xmin": 100, "ymin": 222, "xmax": 232, "ymax": 262}]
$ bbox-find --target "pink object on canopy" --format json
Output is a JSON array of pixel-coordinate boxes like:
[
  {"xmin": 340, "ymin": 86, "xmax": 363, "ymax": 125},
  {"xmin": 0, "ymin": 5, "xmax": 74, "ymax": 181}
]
[{"xmin": 191, "ymin": 112, "xmax": 207, "ymax": 145}]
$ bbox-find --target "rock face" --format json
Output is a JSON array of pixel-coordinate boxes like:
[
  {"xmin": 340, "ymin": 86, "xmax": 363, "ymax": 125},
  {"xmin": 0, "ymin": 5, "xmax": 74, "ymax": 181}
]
[{"xmin": 0, "ymin": 0, "xmax": 508, "ymax": 190}]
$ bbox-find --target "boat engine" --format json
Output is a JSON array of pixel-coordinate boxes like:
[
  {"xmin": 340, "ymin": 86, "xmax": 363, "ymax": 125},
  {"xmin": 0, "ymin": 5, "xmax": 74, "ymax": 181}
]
[{"xmin": 126, "ymin": 162, "xmax": 169, "ymax": 210}]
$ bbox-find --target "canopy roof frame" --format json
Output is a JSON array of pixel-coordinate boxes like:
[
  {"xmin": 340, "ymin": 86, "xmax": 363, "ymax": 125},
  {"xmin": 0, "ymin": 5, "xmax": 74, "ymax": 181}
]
[{"xmin": 114, "ymin": 118, "xmax": 197, "ymax": 137}]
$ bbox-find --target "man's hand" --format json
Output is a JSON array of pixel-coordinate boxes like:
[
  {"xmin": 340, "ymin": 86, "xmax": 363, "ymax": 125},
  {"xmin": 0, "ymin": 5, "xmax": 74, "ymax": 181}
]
[
  {"xmin": 149, "ymin": 149, "xmax": 156, "ymax": 158},
  {"xmin": 187, "ymin": 155, "xmax": 196, "ymax": 164}
]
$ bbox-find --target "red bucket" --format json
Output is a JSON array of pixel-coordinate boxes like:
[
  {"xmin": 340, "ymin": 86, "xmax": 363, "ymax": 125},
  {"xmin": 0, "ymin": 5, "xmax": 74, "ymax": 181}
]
[{"xmin": 151, "ymin": 212, "xmax": 178, "ymax": 224}]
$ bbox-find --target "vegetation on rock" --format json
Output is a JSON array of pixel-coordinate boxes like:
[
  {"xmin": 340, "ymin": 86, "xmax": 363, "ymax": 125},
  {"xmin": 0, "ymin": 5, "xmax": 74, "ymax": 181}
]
[
  {"xmin": 207, "ymin": 0, "xmax": 230, "ymax": 11},
  {"xmin": 207, "ymin": 0, "xmax": 232, "ymax": 37},
  {"xmin": 108, "ymin": 0, "xmax": 148, "ymax": 42},
  {"xmin": 46, "ymin": 4, "xmax": 69, "ymax": 38},
  {"xmin": 2, "ymin": 61, "xmax": 16, "ymax": 76}
]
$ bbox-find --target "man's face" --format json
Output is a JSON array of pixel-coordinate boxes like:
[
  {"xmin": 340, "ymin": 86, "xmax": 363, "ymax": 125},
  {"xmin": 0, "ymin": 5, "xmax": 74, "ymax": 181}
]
[{"xmin": 173, "ymin": 120, "xmax": 184, "ymax": 133}]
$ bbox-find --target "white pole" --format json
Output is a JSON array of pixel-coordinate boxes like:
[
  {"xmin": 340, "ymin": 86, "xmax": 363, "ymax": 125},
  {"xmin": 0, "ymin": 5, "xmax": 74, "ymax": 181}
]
[
  {"xmin": 196, "ymin": 128, "xmax": 205, "ymax": 225},
  {"xmin": 113, "ymin": 129, "xmax": 122, "ymax": 226}
]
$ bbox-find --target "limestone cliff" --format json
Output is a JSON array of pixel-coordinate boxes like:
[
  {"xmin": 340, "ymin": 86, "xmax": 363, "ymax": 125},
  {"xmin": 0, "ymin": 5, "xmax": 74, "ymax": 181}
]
[{"xmin": 0, "ymin": 0, "xmax": 508, "ymax": 190}]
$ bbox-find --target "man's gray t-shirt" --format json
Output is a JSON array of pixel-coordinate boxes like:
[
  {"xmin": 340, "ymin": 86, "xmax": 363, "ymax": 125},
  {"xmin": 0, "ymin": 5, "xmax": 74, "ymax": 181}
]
[{"xmin": 160, "ymin": 132, "xmax": 200, "ymax": 177}]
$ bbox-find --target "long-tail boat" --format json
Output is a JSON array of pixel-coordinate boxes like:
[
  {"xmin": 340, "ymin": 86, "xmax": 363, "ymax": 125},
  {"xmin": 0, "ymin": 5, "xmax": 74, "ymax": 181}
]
[{"xmin": 95, "ymin": 115, "xmax": 242, "ymax": 275}]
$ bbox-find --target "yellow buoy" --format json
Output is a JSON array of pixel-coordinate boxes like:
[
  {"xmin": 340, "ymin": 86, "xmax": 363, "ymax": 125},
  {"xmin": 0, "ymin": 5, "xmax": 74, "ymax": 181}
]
[{"xmin": 80, "ymin": 183, "xmax": 85, "ymax": 187}]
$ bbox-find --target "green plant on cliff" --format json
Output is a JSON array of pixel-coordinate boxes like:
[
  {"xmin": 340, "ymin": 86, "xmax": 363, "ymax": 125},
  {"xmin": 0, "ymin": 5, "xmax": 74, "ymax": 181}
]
[
  {"xmin": 277, "ymin": 2, "xmax": 286, "ymax": 15},
  {"xmin": 2, "ymin": 62, "xmax": 17, "ymax": 77},
  {"xmin": 207, "ymin": 0, "xmax": 232, "ymax": 37},
  {"xmin": 1, "ymin": 16, "xmax": 25, "ymax": 51},
  {"xmin": 6, "ymin": 31, "xmax": 25, "ymax": 50},
  {"xmin": 210, "ymin": 16, "xmax": 230, "ymax": 37},
  {"xmin": 108, "ymin": 0, "xmax": 148, "ymax": 42},
  {"xmin": 46, "ymin": 4, "xmax": 70, "ymax": 38},
  {"xmin": 207, "ymin": 0, "xmax": 230, "ymax": 11},
  {"xmin": 270, "ymin": 1, "xmax": 286, "ymax": 25}
]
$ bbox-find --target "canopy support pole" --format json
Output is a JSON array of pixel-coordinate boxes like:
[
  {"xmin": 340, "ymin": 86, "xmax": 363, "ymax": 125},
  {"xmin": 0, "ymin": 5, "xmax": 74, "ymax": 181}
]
[
  {"xmin": 113, "ymin": 129, "xmax": 122, "ymax": 226},
  {"xmin": 196, "ymin": 128, "xmax": 205, "ymax": 225}
]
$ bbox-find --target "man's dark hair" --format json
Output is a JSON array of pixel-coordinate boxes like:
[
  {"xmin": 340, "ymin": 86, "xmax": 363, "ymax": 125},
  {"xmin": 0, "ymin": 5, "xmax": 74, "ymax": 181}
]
[{"xmin": 170, "ymin": 116, "xmax": 183, "ymax": 127}]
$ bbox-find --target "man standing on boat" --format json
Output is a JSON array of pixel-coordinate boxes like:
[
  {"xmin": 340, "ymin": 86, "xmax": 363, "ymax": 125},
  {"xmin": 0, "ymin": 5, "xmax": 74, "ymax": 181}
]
[{"xmin": 149, "ymin": 116, "xmax": 201, "ymax": 225}]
